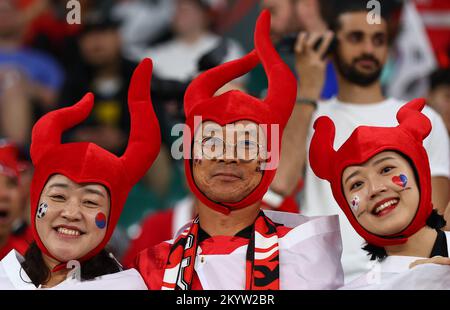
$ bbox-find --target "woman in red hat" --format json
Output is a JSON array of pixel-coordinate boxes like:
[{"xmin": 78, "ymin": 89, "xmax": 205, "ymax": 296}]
[
  {"xmin": 0, "ymin": 58, "xmax": 161, "ymax": 289},
  {"xmin": 309, "ymin": 99, "xmax": 450, "ymax": 289},
  {"xmin": 134, "ymin": 10, "xmax": 344, "ymax": 290}
]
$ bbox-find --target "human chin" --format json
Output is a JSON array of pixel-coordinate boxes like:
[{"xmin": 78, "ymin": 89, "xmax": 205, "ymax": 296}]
[
  {"xmin": 43, "ymin": 226, "xmax": 89, "ymax": 261},
  {"xmin": 205, "ymin": 184, "xmax": 249, "ymax": 203}
]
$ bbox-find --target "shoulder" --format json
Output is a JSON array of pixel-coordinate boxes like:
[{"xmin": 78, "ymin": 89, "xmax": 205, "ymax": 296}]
[
  {"xmin": 93, "ymin": 268, "xmax": 148, "ymax": 290},
  {"xmin": 264, "ymin": 210, "xmax": 341, "ymax": 246},
  {"xmin": 133, "ymin": 241, "xmax": 172, "ymax": 290}
]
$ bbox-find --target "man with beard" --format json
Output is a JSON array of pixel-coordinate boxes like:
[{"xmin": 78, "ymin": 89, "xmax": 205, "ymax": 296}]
[{"xmin": 276, "ymin": 0, "xmax": 449, "ymax": 283}]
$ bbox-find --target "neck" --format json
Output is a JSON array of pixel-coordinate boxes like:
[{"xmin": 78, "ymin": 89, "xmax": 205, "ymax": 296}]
[
  {"xmin": 179, "ymin": 29, "xmax": 207, "ymax": 45},
  {"xmin": 336, "ymin": 74, "xmax": 385, "ymax": 104},
  {"xmin": 94, "ymin": 61, "xmax": 121, "ymax": 79},
  {"xmin": 198, "ymin": 201, "xmax": 261, "ymax": 236},
  {"xmin": 385, "ymin": 226, "xmax": 438, "ymax": 258},
  {"xmin": 41, "ymin": 254, "xmax": 70, "ymax": 288}
]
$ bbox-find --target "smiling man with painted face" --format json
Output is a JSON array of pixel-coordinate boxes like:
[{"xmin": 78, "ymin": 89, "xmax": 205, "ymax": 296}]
[
  {"xmin": 0, "ymin": 59, "xmax": 161, "ymax": 289},
  {"xmin": 310, "ymin": 99, "xmax": 450, "ymax": 289},
  {"xmin": 134, "ymin": 10, "xmax": 344, "ymax": 290}
]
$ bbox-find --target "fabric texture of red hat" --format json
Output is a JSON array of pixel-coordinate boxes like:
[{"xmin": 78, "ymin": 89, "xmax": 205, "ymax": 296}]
[
  {"xmin": 29, "ymin": 58, "xmax": 161, "ymax": 263},
  {"xmin": 182, "ymin": 10, "xmax": 297, "ymax": 215},
  {"xmin": 0, "ymin": 140, "xmax": 20, "ymax": 180},
  {"xmin": 309, "ymin": 98, "xmax": 433, "ymax": 247}
]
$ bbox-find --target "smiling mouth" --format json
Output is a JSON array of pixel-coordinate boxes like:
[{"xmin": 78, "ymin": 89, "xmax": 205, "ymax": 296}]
[
  {"xmin": 372, "ymin": 198, "xmax": 399, "ymax": 217},
  {"xmin": 53, "ymin": 226, "xmax": 85, "ymax": 237}
]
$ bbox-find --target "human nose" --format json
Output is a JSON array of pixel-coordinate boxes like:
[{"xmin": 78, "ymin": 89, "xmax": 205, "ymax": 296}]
[
  {"xmin": 368, "ymin": 176, "xmax": 388, "ymax": 200},
  {"xmin": 363, "ymin": 37, "xmax": 376, "ymax": 54},
  {"xmin": 60, "ymin": 199, "xmax": 82, "ymax": 221}
]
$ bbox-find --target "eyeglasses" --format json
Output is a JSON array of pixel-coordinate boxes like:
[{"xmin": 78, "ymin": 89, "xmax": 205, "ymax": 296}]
[{"xmin": 194, "ymin": 136, "xmax": 262, "ymax": 160}]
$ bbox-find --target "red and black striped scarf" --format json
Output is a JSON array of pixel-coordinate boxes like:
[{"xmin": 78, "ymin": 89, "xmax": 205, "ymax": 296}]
[{"xmin": 161, "ymin": 211, "xmax": 280, "ymax": 290}]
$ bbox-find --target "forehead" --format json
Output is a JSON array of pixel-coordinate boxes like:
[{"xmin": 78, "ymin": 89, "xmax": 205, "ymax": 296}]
[
  {"xmin": 196, "ymin": 121, "xmax": 263, "ymax": 136},
  {"xmin": 338, "ymin": 11, "xmax": 387, "ymax": 34},
  {"xmin": 262, "ymin": 0, "xmax": 290, "ymax": 9},
  {"xmin": 344, "ymin": 151, "xmax": 408, "ymax": 174},
  {"xmin": 45, "ymin": 174, "xmax": 108, "ymax": 195}
]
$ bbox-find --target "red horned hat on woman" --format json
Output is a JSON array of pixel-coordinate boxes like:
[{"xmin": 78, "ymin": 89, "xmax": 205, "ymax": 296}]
[
  {"xmin": 30, "ymin": 59, "xmax": 161, "ymax": 263},
  {"xmin": 309, "ymin": 99, "xmax": 433, "ymax": 247},
  {"xmin": 182, "ymin": 10, "xmax": 297, "ymax": 215}
]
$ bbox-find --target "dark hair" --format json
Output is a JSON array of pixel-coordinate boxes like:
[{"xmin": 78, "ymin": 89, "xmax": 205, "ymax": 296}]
[
  {"xmin": 21, "ymin": 242, "xmax": 122, "ymax": 287},
  {"xmin": 429, "ymin": 68, "xmax": 450, "ymax": 91},
  {"xmin": 363, "ymin": 209, "xmax": 447, "ymax": 261},
  {"xmin": 318, "ymin": 0, "xmax": 403, "ymax": 43}
]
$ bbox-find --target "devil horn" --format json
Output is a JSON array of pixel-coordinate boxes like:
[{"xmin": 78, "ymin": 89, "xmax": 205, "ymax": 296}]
[
  {"xmin": 256, "ymin": 10, "xmax": 297, "ymax": 125},
  {"xmin": 30, "ymin": 93, "xmax": 94, "ymax": 164},
  {"xmin": 396, "ymin": 98, "xmax": 432, "ymax": 142},
  {"xmin": 309, "ymin": 116, "xmax": 337, "ymax": 181},
  {"xmin": 120, "ymin": 58, "xmax": 161, "ymax": 185},
  {"xmin": 184, "ymin": 49, "xmax": 260, "ymax": 116}
]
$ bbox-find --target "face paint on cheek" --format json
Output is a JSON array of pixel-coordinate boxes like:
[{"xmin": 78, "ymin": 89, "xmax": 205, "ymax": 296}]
[
  {"xmin": 392, "ymin": 174, "xmax": 408, "ymax": 189},
  {"xmin": 95, "ymin": 212, "xmax": 107, "ymax": 229},
  {"xmin": 350, "ymin": 196, "xmax": 360, "ymax": 213},
  {"xmin": 36, "ymin": 202, "xmax": 48, "ymax": 219}
]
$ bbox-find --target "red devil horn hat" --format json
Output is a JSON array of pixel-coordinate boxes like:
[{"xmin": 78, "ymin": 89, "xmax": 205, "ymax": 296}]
[
  {"xmin": 0, "ymin": 140, "xmax": 20, "ymax": 180},
  {"xmin": 183, "ymin": 10, "xmax": 297, "ymax": 214},
  {"xmin": 309, "ymin": 98, "xmax": 433, "ymax": 247},
  {"xmin": 30, "ymin": 58, "xmax": 161, "ymax": 263}
]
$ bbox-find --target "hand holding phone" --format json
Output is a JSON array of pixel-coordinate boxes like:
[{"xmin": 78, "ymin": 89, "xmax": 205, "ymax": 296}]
[{"xmin": 294, "ymin": 31, "xmax": 335, "ymax": 99}]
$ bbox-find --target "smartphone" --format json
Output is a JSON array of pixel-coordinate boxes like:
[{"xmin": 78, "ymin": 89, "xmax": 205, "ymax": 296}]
[
  {"xmin": 276, "ymin": 33, "xmax": 337, "ymax": 57},
  {"xmin": 313, "ymin": 35, "xmax": 338, "ymax": 56}
]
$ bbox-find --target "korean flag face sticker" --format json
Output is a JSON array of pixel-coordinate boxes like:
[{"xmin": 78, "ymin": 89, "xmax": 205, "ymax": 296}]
[
  {"xmin": 37, "ymin": 202, "xmax": 48, "ymax": 219},
  {"xmin": 350, "ymin": 196, "xmax": 360, "ymax": 213},
  {"xmin": 95, "ymin": 212, "xmax": 107, "ymax": 229}
]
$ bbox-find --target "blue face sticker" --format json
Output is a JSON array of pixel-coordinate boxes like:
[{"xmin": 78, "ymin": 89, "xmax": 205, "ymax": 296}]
[
  {"xmin": 392, "ymin": 174, "xmax": 408, "ymax": 188},
  {"xmin": 37, "ymin": 202, "xmax": 48, "ymax": 219},
  {"xmin": 95, "ymin": 212, "xmax": 107, "ymax": 229}
]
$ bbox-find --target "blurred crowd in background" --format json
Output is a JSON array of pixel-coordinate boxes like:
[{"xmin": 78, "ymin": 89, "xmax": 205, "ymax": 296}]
[{"xmin": 0, "ymin": 0, "xmax": 449, "ymax": 264}]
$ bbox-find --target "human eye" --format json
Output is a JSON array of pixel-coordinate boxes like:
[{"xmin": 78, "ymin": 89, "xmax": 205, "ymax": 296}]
[
  {"xmin": 350, "ymin": 181, "xmax": 364, "ymax": 191},
  {"xmin": 202, "ymin": 136, "xmax": 221, "ymax": 147},
  {"xmin": 372, "ymin": 33, "xmax": 387, "ymax": 46},
  {"xmin": 83, "ymin": 200, "xmax": 99, "ymax": 208},
  {"xmin": 347, "ymin": 32, "xmax": 363, "ymax": 43},
  {"xmin": 238, "ymin": 140, "xmax": 257, "ymax": 149},
  {"xmin": 381, "ymin": 166, "xmax": 395, "ymax": 174},
  {"xmin": 49, "ymin": 194, "xmax": 66, "ymax": 202}
]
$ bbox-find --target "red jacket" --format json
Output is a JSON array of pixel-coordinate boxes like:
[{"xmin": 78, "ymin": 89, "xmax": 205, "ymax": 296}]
[{"xmin": 0, "ymin": 235, "xmax": 29, "ymax": 260}]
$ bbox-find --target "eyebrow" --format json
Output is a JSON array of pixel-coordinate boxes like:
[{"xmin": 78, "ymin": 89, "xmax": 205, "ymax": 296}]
[
  {"xmin": 48, "ymin": 183, "xmax": 69, "ymax": 189},
  {"xmin": 344, "ymin": 156, "xmax": 395, "ymax": 184},
  {"xmin": 372, "ymin": 156, "xmax": 395, "ymax": 166},
  {"xmin": 344, "ymin": 171, "xmax": 360, "ymax": 185},
  {"xmin": 84, "ymin": 187, "xmax": 106, "ymax": 198}
]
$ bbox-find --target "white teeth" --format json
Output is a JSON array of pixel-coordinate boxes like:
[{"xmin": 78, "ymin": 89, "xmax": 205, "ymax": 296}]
[
  {"xmin": 375, "ymin": 199, "xmax": 398, "ymax": 214},
  {"xmin": 57, "ymin": 227, "xmax": 81, "ymax": 236},
  {"xmin": 374, "ymin": 199, "xmax": 399, "ymax": 214}
]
